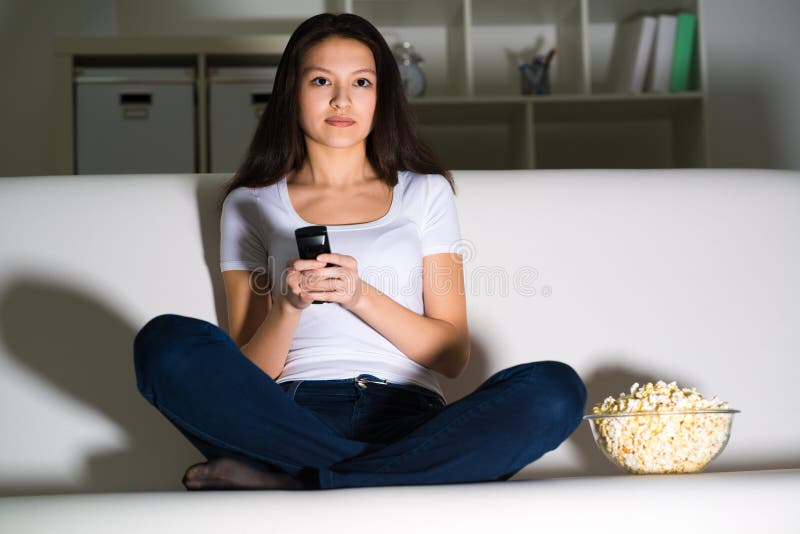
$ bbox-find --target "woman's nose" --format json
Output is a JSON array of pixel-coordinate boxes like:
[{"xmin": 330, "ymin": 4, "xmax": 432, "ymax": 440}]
[{"xmin": 330, "ymin": 89, "xmax": 351, "ymax": 109}]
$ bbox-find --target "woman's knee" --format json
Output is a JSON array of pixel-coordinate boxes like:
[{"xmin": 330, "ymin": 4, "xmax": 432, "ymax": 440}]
[
  {"xmin": 525, "ymin": 360, "xmax": 588, "ymax": 424},
  {"xmin": 133, "ymin": 314, "xmax": 191, "ymax": 397}
]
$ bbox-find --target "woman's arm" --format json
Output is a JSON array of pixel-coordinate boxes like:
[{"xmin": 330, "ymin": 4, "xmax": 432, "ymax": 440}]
[
  {"xmin": 354, "ymin": 252, "xmax": 468, "ymax": 379},
  {"xmin": 223, "ymin": 269, "xmax": 303, "ymax": 380},
  {"xmin": 306, "ymin": 251, "xmax": 469, "ymax": 379},
  {"xmin": 240, "ymin": 293, "xmax": 303, "ymax": 381}
]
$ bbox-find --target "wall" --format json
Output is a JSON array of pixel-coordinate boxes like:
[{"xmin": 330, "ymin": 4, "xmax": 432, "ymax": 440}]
[
  {"xmin": 702, "ymin": 0, "xmax": 800, "ymax": 169},
  {"xmin": 0, "ymin": 0, "xmax": 799, "ymax": 176},
  {"xmin": 0, "ymin": 0, "xmax": 82, "ymax": 177}
]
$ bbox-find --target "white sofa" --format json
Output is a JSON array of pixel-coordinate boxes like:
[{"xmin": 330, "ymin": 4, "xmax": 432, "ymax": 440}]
[{"xmin": 0, "ymin": 169, "xmax": 797, "ymax": 532}]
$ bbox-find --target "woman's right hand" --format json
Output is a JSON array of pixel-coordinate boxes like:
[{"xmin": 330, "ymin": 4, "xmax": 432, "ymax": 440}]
[{"xmin": 279, "ymin": 257, "xmax": 327, "ymax": 311}]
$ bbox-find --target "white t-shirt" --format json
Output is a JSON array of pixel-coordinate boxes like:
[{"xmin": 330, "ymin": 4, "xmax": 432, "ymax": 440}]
[{"xmin": 219, "ymin": 170, "xmax": 461, "ymax": 401}]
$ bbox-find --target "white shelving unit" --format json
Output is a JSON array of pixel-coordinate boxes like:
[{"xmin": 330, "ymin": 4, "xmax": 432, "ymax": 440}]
[{"xmin": 54, "ymin": 0, "xmax": 707, "ymax": 174}]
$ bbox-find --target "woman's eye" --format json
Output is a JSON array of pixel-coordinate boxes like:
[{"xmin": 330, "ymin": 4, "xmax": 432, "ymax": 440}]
[{"xmin": 310, "ymin": 77, "xmax": 372, "ymax": 87}]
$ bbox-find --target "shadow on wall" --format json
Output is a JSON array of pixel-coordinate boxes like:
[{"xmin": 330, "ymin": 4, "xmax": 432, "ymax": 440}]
[
  {"xmin": 197, "ymin": 176, "xmax": 232, "ymax": 334},
  {"xmin": 0, "ymin": 279, "xmax": 201, "ymax": 497},
  {"xmin": 0, "ymin": 177, "xmax": 232, "ymax": 497}
]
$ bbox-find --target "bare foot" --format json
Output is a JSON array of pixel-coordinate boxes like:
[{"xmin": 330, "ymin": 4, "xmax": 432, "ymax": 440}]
[{"xmin": 182, "ymin": 457, "xmax": 309, "ymax": 491}]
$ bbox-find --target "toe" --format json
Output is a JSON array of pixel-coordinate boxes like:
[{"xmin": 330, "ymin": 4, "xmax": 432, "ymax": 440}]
[{"xmin": 183, "ymin": 462, "xmax": 209, "ymax": 482}]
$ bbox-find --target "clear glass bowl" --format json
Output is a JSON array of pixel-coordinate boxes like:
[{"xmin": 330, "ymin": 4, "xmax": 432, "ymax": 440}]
[{"xmin": 583, "ymin": 409, "xmax": 740, "ymax": 474}]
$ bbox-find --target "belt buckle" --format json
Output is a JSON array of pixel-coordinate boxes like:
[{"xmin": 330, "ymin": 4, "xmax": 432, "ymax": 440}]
[{"xmin": 356, "ymin": 376, "xmax": 387, "ymax": 389}]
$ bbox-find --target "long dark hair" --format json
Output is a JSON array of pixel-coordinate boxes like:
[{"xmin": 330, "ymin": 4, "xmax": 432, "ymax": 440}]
[{"xmin": 216, "ymin": 12, "xmax": 455, "ymax": 212}]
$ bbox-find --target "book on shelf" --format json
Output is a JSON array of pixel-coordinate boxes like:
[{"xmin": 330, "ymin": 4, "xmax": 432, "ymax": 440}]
[
  {"xmin": 610, "ymin": 11, "xmax": 701, "ymax": 95},
  {"xmin": 644, "ymin": 14, "xmax": 677, "ymax": 93},
  {"xmin": 670, "ymin": 12, "xmax": 700, "ymax": 92},
  {"xmin": 608, "ymin": 14, "xmax": 657, "ymax": 93}
]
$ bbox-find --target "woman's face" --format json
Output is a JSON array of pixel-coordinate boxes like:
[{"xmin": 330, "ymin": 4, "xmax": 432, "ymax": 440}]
[{"xmin": 297, "ymin": 36, "xmax": 377, "ymax": 150}]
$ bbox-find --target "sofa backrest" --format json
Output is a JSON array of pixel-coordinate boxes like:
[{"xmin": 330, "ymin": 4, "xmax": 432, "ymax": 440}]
[{"xmin": 0, "ymin": 169, "xmax": 797, "ymax": 492}]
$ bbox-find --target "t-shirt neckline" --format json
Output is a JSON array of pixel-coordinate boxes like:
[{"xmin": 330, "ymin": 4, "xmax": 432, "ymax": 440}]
[{"xmin": 278, "ymin": 171, "xmax": 402, "ymax": 230}]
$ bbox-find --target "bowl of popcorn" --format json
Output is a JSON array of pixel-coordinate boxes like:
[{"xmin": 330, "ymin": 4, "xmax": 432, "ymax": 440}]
[{"xmin": 583, "ymin": 380, "xmax": 740, "ymax": 474}]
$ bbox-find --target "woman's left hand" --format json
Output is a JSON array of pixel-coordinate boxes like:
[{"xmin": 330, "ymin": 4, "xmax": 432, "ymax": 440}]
[{"xmin": 300, "ymin": 253, "xmax": 364, "ymax": 311}]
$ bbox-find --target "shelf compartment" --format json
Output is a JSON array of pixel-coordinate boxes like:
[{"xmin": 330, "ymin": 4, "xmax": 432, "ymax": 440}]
[
  {"xmin": 470, "ymin": 0, "xmax": 586, "ymax": 96},
  {"xmin": 586, "ymin": 0, "xmax": 699, "ymax": 93},
  {"xmin": 410, "ymin": 100, "xmax": 533, "ymax": 170},
  {"xmin": 532, "ymin": 91, "xmax": 704, "ymax": 167}
]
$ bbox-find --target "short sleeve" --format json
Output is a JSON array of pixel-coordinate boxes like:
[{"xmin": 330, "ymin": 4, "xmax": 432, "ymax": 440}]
[
  {"xmin": 421, "ymin": 175, "xmax": 462, "ymax": 257},
  {"xmin": 219, "ymin": 188, "xmax": 268, "ymax": 272}
]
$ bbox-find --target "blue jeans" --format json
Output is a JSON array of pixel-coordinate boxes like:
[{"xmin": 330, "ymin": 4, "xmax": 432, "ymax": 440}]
[{"xmin": 133, "ymin": 313, "xmax": 587, "ymax": 490}]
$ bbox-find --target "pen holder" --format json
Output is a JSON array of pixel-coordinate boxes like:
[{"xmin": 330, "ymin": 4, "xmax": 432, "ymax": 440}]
[{"xmin": 518, "ymin": 48, "xmax": 555, "ymax": 95}]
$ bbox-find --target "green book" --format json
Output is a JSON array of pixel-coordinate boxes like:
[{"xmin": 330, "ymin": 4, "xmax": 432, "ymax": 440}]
[
  {"xmin": 688, "ymin": 20, "xmax": 701, "ymax": 91},
  {"xmin": 670, "ymin": 12, "xmax": 698, "ymax": 92}
]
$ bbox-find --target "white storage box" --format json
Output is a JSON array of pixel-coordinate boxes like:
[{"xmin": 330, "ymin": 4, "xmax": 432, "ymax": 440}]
[
  {"xmin": 208, "ymin": 66, "xmax": 277, "ymax": 173},
  {"xmin": 75, "ymin": 66, "xmax": 196, "ymax": 174}
]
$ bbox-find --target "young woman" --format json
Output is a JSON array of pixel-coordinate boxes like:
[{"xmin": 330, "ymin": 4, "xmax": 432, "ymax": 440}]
[{"xmin": 133, "ymin": 12, "xmax": 586, "ymax": 491}]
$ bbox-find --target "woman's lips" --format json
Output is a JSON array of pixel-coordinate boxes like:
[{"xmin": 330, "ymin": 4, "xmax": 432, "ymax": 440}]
[{"xmin": 325, "ymin": 118, "xmax": 355, "ymax": 127}]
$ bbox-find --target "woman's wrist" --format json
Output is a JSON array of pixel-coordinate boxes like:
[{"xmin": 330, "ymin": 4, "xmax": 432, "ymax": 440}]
[
  {"xmin": 275, "ymin": 292, "xmax": 304, "ymax": 316},
  {"xmin": 344, "ymin": 279, "xmax": 373, "ymax": 315}
]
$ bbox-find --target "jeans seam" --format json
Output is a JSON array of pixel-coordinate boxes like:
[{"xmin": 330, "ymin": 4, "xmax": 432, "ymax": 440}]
[
  {"xmin": 372, "ymin": 376, "xmax": 534, "ymax": 474},
  {"xmin": 291, "ymin": 380, "xmax": 304, "ymax": 402}
]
